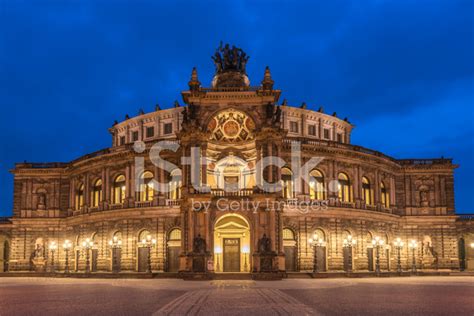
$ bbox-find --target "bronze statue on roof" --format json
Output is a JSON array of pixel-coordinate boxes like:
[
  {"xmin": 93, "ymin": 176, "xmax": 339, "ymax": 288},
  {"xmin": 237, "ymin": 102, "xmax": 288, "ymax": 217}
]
[{"xmin": 212, "ymin": 42, "xmax": 250, "ymax": 75}]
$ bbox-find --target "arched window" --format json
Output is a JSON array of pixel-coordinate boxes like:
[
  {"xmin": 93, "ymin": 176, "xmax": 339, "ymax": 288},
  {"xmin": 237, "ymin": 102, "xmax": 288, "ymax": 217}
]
[
  {"xmin": 138, "ymin": 171, "xmax": 154, "ymax": 202},
  {"xmin": 91, "ymin": 179, "xmax": 102, "ymax": 207},
  {"xmin": 168, "ymin": 228, "xmax": 182, "ymax": 241},
  {"xmin": 75, "ymin": 183, "xmax": 84, "ymax": 210},
  {"xmin": 312, "ymin": 228, "xmax": 326, "ymax": 242},
  {"xmin": 381, "ymin": 182, "xmax": 390, "ymax": 208},
  {"xmin": 112, "ymin": 175, "xmax": 126, "ymax": 204},
  {"xmin": 283, "ymin": 228, "xmax": 295, "ymax": 241},
  {"xmin": 362, "ymin": 177, "xmax": 373, "ymax": 205},
  {"xmin": 168, "ymin": 169, "xmax": 182, "ymax": 200},
  {"xmin": 138, "ymin": 230, "xmax": 151, "ymax": 244},
  {"xmin": 338, "ymin": 173, "xmax": 352, "ymax": 202},
  {"xmin": 281, "ymin": 167, "xmax": 294, "ymax": 199},
  {"xmin": 309, "ymin": 169, "xmax": 325, "ymax": 200}
]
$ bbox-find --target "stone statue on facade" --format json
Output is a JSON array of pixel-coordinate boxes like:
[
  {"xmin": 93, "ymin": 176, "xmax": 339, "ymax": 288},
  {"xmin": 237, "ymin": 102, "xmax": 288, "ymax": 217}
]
[
  {"xmin": 34, "ymin": 243, "xmax": 44, "ymax": 258},
  {"xmin": 273, "ymin": 106, "xmax": 282, "ymax": 126},
  {"xmin": 37, "ymin": 193, "xmax": 46, "ymax": 210},
  {"xmin": 420, "ymin": 189, "xmax": 429, "ymax": 207},
  {"xmin": 193, "ymin": 234, "xmax": 206, "ymax": 254},
  {"xmin": 258, "ymin": 234, "xmax": 272, "ymax": 254}
]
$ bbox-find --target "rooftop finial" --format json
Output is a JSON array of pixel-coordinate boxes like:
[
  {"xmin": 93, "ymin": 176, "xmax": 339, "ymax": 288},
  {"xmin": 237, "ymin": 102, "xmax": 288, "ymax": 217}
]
[
  {"xmin": 188, "ymin": 67, "xmax": 201, "ymax": 91},
  {"xmin": 300, "ymin": 102, "xmax": 307, "ymax": 109},
  {"xmin": 261, "ymin": 66, "xmax": 274, "ymax": 90}
]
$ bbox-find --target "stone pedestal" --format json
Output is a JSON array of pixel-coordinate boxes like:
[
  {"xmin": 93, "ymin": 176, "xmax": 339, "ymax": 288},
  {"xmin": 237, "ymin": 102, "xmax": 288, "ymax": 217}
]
[
  {"xmin": 32, "ymin": 258, "xmax": 48, "ymax": 273},
  {"xmin": 191, "ymin": 253, "xmax": 210, "ymax": 272},
  {"xmin": 259, "ymin": 253, "xmax": 277, "ymax": 272}
]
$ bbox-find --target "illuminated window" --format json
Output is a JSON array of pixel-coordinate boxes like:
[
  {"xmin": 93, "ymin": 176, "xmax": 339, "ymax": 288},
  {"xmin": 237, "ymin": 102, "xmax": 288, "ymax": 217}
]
[
  {"xmin": 91, "ymin": 179, "xmax": 102, "ymax": 207},
  {"xmin": 281, "ymin": 167, "xmax": 294, "ymax": 199},
  {"xmin": 290, "ymin": 121, "xmax": 298, "ymax": 133},
  {"xmin": 75, "ymin": 183, "xmax": 84, "ymax": 210},
  {"xmin": 164, "ymin": 123, "xmax": 173, "ymax": 135},
  {"xmin": 168, "ymin": 228, "xmax": 182, "ymax": 241},
  {"xmin": 337, "ymin": 173, "xmax": 352, "ymax": 202},
  {"xmin": 283, "ymin": 228, "xmax": 295, "ymax": 240},
  {"xmin": 168, "ymin": 169, "xmax": 182, "ymax": 200},
  {"xmin": 112, "ymin": 175, "xmax": 126, "ymax": 204},
  {"xmin": 138, "ymin": 171, "xmax": 154, "ymax": 202},
  {"xmin": 362, "ymin": 177, "xmax": 373, "ymax": 205},
  {"xmin": 309, "ymin": 169, "xmax": 325, "ymax": 200},
  {"xmin": 381, "ymin": 182, "xmax": 390, "ymax": 208}
]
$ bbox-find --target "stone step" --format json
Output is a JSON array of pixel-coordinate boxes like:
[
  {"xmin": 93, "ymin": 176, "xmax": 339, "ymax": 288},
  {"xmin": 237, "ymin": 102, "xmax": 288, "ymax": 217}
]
[{"xmin": 213, "ymin": 273, "xmax": 253, "ymax": 280}]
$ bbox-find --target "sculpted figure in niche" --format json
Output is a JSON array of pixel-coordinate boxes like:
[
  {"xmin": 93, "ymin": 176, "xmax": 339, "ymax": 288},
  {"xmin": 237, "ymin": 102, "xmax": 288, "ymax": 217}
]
[
  {"xmin": 419, "ymin": 188, "xmax": 429, "ymax": 207},
  {"xmin": 34, "ymin": 238, "xmax": 44, "ymax": 258},
  {"xmin": 422, "ymin": 236, "xmax": 432, "ymax": 255},
  {"xmin": 258, "ymin": 234, "xmax": 272, "ymax": 254},
  {"xmin": 193, "ymin": 234, "xmax": 206, "ymax": 254}
]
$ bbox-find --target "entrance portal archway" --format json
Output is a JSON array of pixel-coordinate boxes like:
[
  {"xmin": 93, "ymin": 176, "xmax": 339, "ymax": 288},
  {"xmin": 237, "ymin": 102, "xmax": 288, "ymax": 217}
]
[{"xmin": 214, "ymin": 214, "xmax": 251, "ymax": 272}]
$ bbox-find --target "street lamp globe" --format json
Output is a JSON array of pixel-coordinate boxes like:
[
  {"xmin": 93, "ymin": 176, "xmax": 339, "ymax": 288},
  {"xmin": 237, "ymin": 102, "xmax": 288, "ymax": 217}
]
[{"xmin": 394, "ymin": 237, "xmax": 404, "ymax": 248}]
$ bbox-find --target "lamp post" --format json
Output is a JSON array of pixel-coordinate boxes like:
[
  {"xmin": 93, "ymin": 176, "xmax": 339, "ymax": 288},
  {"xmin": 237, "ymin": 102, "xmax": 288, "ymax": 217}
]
[
  {"xmin": 308, "ymin": 233, "xmax": 325, "ymax": 274},
  {"xmin": 108, "ymin": 236, "xmax": 122, "ymax": 273},
  {"xmin": 215, "ymin": 246, "xmax": 222, "ymax": 272},
  {"xmin": 343, "ymin": 235, "xmax": 357, "ymax": 273},
  {"xmin": 139, "ymin": 235, "xmax": 156, "ymax": 274},
  {"xmin": 82, "ymin": 238, "xmax": 94, "ymax": 273},
  {"xmin": 408, "ymin": 239, "xmax": 418, "ymax": 274},
  {"xmin": 394, "ymin": 238, "xmax": 404, "ymax": 274},
  {"xmin": 62, "ymin": 240, "xmax": 72, "ymax": 274},
  {"xmin": 49, "ymin": 241, "xmax": 57, "ymax": 273},
  {"xmin": 242, "ymin": 245, "xmax": 250, "ymax": 272},
  {"xmin": 372, "ymin": 236, "xmax": 385, "ymax": 275}
]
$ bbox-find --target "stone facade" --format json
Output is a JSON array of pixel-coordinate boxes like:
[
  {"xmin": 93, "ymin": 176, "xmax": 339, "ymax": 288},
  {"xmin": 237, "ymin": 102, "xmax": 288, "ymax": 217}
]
[{"xmin": 0, "ymin": 46, "xmax": 473, "ymax": 274}]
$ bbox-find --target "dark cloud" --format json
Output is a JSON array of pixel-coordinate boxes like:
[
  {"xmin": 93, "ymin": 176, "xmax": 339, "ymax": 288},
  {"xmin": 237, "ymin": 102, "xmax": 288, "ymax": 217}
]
[{"xmin": 0, "ymin": 0, "xmax": 472, "ymax": 215}]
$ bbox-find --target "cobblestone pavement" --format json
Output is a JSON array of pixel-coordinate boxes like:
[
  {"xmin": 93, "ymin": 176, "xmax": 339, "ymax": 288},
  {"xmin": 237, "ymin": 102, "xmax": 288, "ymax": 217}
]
[{"xmin": 0, "ymin": 277, "xmax": 472, "ymax": 315}]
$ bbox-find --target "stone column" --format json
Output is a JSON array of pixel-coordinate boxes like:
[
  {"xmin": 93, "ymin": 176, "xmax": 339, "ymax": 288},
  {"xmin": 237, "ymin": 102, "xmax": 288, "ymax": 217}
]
[
  {"xmin": 84, "ymin": 173, "xmax": 90, "ymax": 211},
  {"xmin": 201, "ymin": 143, "xmax": 208, "ymax": 189}
]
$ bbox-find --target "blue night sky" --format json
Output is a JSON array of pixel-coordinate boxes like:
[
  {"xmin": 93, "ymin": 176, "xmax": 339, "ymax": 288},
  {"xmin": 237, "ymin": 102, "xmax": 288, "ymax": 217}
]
[{"xmin": 0, "ymin": 1, "xmax": 473, "ymax": 216}]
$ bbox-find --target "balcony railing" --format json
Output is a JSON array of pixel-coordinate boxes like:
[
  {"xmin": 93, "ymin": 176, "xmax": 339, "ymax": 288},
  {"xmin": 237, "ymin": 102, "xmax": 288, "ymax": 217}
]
[
  {"xmin": 109, "ymin": 203, "xmax": 123, "ymax": 210},
  {"xmin": 135, "ymin": 201, "xmax": 152, "ymax": 208},
  {"xmin": 166, "ymin": 199, "xmax": 181, "ymax": 206},
  {"xmin": 211, "ymin": 188, "xmax": 254, "ymax": 197}
]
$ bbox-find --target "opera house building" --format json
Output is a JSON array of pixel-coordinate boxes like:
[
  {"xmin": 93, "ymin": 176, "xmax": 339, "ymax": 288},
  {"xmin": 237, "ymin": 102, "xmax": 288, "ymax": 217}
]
[{"xmin": 0, "ymin": 45, "xmax": 473, "ymax": 277}]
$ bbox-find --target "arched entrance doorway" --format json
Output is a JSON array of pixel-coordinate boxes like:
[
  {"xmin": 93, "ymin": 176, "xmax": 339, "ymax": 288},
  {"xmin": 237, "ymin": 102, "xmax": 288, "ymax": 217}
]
[
  {"xmin": 283, "ymin": 228, "xmax": 297, "ymax": 272},
  {"xmin": 167, "ymin": 228, "xmax": 181, "ymax": 272},
  {"xmin": 214, "ymin": 214, "xmax": 250, "ymax": 272}
]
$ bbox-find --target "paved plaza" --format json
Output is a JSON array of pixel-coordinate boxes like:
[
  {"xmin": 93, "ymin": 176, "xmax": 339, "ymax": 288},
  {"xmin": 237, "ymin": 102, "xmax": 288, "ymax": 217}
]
[{"xmin": 0, "ymin": 276, "xmax": 473, "ymax": 315}]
